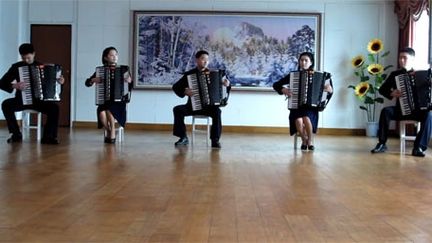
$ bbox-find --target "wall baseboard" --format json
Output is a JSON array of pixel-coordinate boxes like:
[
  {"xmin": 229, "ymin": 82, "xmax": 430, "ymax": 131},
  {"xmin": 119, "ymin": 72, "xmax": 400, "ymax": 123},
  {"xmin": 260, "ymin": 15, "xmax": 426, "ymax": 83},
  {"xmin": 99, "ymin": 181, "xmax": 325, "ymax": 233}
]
[
  {"xmin": 71, "ymin": 121, "xmax": 366, "ymax": 136},
  {"xmin": 0, "ymin": 120, "xmax": 405, "ymax": 137}
]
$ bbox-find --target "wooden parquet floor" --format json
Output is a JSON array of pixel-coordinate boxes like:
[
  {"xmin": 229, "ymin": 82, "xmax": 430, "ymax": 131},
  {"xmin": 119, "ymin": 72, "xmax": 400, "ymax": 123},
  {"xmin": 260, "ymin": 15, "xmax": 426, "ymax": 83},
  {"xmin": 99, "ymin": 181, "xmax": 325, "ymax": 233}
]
[{"xmin": 0, "ymin": 128, "xmax": 431, "ymax": 242}]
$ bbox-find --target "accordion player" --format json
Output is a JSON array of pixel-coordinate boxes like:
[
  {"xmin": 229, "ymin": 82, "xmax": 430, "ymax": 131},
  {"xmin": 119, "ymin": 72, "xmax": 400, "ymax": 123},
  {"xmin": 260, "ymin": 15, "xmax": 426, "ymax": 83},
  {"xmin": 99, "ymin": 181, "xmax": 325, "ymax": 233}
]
[
  {"xmin": 285, "ymin": 70, "xmax": 332, "ymax": 110},
  {"xmin": 187, "ymin": 69, "xmax": 229, "ymax": 111},
  {"xmin": 395, "ymin": 70, "xmax": 432, "ymax": 116},
  {"xmin": 18, "ymin": 64, "xmax": 62, "ymax": 105},
  {"xmin": 95, "ymin": 65, "xmax": 131, "ymax": 105}
]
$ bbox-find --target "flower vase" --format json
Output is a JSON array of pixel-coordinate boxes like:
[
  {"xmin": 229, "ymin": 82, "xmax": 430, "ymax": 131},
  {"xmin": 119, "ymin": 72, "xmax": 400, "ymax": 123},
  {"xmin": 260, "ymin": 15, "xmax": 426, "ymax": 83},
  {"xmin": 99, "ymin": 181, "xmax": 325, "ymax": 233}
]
[{"xmin": 365, "ymin": 121, "xmax": 379, "ymax": 137}]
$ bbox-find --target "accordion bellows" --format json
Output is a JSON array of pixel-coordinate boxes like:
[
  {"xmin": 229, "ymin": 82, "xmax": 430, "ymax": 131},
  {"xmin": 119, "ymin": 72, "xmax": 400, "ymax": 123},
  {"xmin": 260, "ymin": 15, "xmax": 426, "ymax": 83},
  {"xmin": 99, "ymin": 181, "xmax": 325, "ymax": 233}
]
[
  {"xmin": 18, "ymin": 64, "xmax": 62, "ymax": 105},
  {"xmin": 286, "ymin": 70, "xmax": 331, "ymax": 110},
  {"xmin": 395, "ymin": 70, "xmax": 432, "ymax": 116},
  {"xmin": 187, "ymin": 69, "xmax": 229, "ymax": 111},
  {"xmin": 95, "ymin": 65, "xmax": 131, "ymax": 105}
]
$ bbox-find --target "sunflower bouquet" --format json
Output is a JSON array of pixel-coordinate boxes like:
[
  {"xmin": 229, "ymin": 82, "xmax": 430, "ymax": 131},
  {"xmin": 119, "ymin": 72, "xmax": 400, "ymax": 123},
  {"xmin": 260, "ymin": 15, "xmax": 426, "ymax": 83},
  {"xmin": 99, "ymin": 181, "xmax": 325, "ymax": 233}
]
[{"xmin": 348, "ymin": 38, "xmax": 393, "ymax": 122}]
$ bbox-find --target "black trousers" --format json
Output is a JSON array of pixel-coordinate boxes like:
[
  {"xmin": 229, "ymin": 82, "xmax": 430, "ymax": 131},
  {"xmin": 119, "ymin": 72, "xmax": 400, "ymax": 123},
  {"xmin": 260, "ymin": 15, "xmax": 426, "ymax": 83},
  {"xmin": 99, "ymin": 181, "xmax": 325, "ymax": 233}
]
[
  {"xmin": 173, "ymin": 104, "xmax": 222, "ymax": 141},
  {"xmin": 378, "ymin": 106, "xmax": 432, "ymax": 150},
  {"xmin": 1, "ymin": 98, "xmax": 60, "ymax": 139}
]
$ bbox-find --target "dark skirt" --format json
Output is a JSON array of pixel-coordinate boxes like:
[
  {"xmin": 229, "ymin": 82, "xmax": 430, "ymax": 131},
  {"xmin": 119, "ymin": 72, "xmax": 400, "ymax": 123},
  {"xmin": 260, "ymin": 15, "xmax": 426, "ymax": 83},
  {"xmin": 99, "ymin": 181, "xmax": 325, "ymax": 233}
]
[
  {"xmin": 96, "ymin": 102, "xmax": 127, "ymax": 128},
  {"xmin": 288, "ymin": 108, "xmax": 319, "ymax": 135}
]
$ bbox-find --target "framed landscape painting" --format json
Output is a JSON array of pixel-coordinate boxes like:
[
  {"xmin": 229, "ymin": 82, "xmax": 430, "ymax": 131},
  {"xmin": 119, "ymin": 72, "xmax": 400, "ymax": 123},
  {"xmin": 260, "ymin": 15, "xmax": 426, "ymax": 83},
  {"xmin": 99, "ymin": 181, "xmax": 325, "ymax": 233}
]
[{"xmin": 133, "ymin": 11, "xmax": 322, "ymax": 90}]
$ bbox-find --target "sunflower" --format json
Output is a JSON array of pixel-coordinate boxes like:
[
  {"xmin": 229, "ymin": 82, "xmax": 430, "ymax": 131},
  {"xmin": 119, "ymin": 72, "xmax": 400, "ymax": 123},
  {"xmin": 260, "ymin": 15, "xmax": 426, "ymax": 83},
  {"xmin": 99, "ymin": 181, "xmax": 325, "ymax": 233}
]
[
  {"xmin": 367, "ymin": 39, "xmax": 384, "ymax": 54},
  {"xmin": 351, "ymin": 55, "xmax": 365, "ymax": 68},
  {"xmin": 355, "ymin": 82, "xmax": 370, "ymax": 97},
  {"xmin": 367, "ymin": 63, "xmax": 384, "ymax": 75}
]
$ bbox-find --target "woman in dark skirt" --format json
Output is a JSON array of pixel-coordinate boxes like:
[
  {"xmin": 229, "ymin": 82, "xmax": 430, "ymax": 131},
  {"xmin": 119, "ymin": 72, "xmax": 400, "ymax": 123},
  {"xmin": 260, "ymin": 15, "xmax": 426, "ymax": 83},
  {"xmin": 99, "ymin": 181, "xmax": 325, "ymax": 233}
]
[
  {"xmin": 273, "ymin": 52, "xmax": 333, "ymax": 150},
  {"xmin": 85, "ymin": 47, "xmax": 132, "ymax": 143}
]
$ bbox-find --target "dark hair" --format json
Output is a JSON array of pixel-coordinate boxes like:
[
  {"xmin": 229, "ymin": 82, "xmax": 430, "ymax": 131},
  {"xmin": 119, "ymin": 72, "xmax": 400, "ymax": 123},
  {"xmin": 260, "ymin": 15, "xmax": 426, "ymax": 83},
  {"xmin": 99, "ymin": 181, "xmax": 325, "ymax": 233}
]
[
  {"xmin": 400, "ymin": 47, "xmax": 415, "ymax": 57},
  {"xmin": 19, "ymin": 43, "xmax": 35, "ymax": 55},
  {"xmin": 102, "ymin": 46, "xmax": 118, "ymax": 65},
  {"xmin": 297, "ymin": 52, "xmax": 315, "ymax": 71},
  {"xmin": 195, "ymin": 50, "xmax": 209, "ymax": 59}
]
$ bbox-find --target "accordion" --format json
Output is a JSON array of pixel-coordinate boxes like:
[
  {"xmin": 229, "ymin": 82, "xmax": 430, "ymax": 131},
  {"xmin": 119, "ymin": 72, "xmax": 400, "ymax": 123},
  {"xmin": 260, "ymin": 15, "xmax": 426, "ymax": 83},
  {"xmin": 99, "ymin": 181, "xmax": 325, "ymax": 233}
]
[
  {"xmin": 95, "ymin": 65, "xmax": 131, "ymax": 105},
  {"xmin": 187, "ymin": 69, "xmax": 229, "ymax": 111},
  {"xmin": 18, "ymin": 64, "xmax": 62, "ymax": 105},
  {"xmin": 286, "ymin": 70, "xmax": 331, "ymax": 110},
  {"xmin": 395, "ymin": 70, "xmax": 432, "ymax": 116}
]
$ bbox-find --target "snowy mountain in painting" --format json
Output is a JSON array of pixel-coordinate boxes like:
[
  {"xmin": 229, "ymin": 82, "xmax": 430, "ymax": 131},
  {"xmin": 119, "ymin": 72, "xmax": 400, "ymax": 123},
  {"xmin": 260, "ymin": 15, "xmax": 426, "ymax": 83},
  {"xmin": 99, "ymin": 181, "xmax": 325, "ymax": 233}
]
[{"xmin": 136, "ymin": 15, "xmax": 316, "ymax": 87}]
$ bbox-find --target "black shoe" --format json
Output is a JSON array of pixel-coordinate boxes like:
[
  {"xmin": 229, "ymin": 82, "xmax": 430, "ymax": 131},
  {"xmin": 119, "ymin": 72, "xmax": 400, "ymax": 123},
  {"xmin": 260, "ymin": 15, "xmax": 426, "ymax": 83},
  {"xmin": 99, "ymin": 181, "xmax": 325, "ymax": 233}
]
[
  {"xmin": 300, "ymin": 144, "xmax": 307, "ymax": 150},
  {"xmin": 412, "ymin": 147, "xmax": 426, "ymax": 157},
  {"xmin": 371, "ymin": 143, "xmax": 387, "ymax": 153},
  {"xmin": 308, "ymin": 145, "xmax": 315, "ymax": 151},
  {"xmin": 175, "ymin": 137, "xmax": 189, "ymax": 146},
  {"xmin": 211, "ymin": 141, "xmax": 221, "ymax": 148},
  {"xmin": 6, "ymin": 134, "xmax": 22, "ymax": 143},
  {"xmin": 41, "ymin": 137, "xmax": 59, "ymax": 145},
  {"xmin": 104, "ymin": 137, "xmax": 116, "ymax": 144}
]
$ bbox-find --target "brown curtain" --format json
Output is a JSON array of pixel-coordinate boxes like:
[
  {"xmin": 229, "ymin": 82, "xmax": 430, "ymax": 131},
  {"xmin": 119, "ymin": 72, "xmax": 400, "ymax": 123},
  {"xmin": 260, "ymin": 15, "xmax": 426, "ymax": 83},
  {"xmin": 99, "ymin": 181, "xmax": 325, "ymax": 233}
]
[
  {"xmin": 394, "ymin": 0, "xmax": 429, "ymax": 51},
  {"xmin": 394, "ymin": 0, "xmax": 429, "ymax": 134}
]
